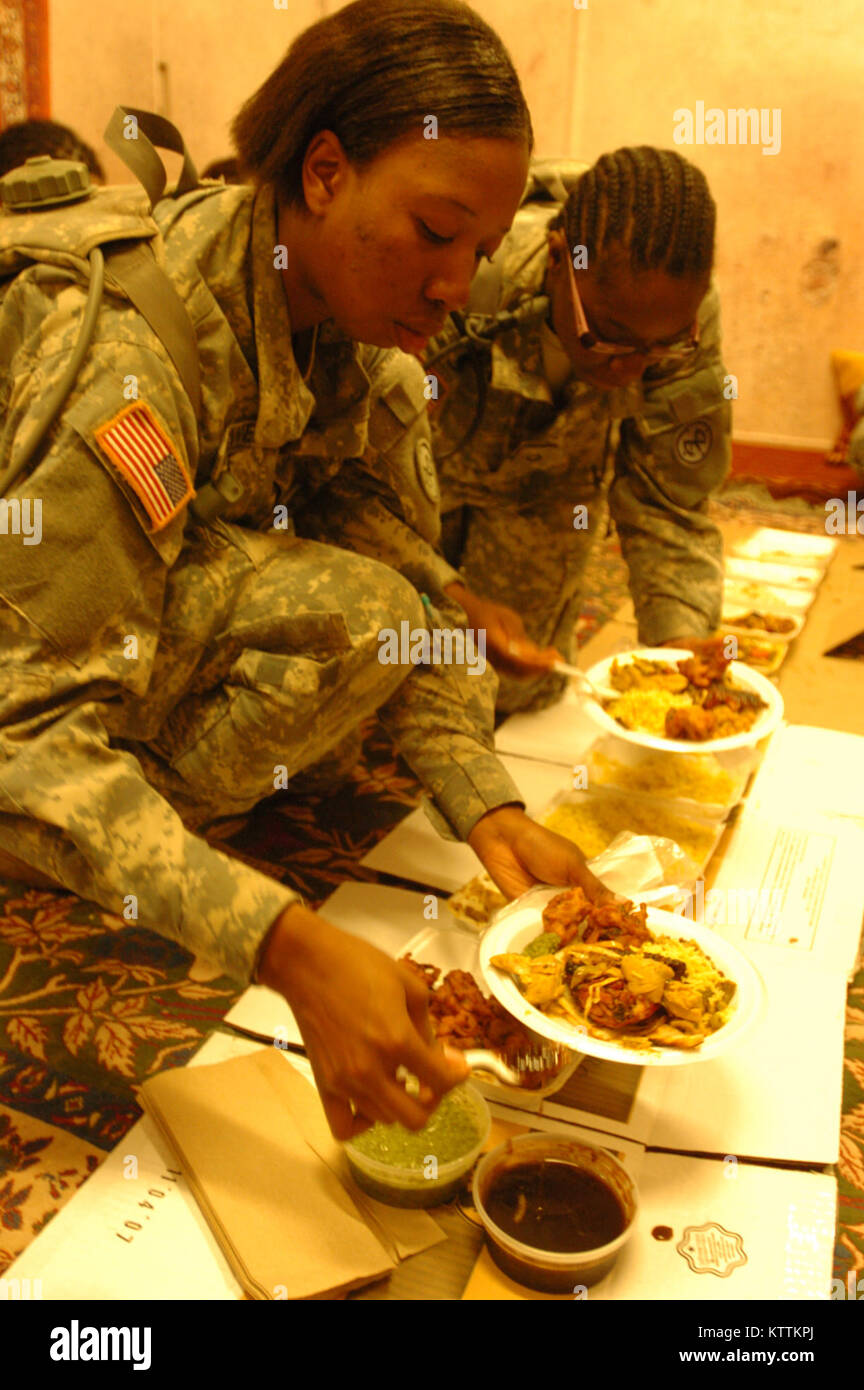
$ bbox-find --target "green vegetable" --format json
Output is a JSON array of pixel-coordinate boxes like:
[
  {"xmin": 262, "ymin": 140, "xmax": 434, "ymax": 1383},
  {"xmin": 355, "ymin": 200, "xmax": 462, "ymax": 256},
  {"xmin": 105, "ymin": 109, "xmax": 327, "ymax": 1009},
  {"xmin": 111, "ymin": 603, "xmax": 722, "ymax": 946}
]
[
  {"xmin": 349, "ymin": 1085, "xmax": 482, "ymax": 1171},
  {"xmin": 522, "ymin": 931, "xmax": 563, "ymax": 958}
]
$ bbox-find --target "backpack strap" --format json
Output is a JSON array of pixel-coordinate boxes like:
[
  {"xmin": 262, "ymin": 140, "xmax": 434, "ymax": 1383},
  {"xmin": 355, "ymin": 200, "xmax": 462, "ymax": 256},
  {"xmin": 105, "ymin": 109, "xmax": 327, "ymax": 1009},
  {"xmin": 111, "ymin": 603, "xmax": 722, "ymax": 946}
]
[
  {"xmin": 103, "ymin": 106, "xmax": 200, "ymax": 211},
  {"xmin": 105, "ymin": 241, "xmax": 202, "ymax": 419},
  {"xmin": 101, "ymin": 106, "xmax": 202, "ymax": 418}
]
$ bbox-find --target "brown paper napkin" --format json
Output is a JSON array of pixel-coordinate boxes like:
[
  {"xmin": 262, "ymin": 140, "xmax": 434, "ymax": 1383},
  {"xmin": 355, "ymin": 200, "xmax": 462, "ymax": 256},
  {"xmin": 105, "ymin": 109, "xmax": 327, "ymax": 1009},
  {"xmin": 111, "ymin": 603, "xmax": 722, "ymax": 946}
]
[
  {"xmin": 253, "ymin": 1048, "xmax": 447, "ymax": 1263},
  {"xmin": 141, "ymin": 1048, "xmax": 444, "ymax": 1299}
]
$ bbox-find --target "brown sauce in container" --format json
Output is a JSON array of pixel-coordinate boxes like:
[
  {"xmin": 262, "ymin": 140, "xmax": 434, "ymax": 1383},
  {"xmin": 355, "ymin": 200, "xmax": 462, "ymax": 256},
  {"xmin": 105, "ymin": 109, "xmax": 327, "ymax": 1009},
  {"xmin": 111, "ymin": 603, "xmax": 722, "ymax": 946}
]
[{"xmin": 484, "ymin": 1160, "xmax": 625, "ymax": 1253}]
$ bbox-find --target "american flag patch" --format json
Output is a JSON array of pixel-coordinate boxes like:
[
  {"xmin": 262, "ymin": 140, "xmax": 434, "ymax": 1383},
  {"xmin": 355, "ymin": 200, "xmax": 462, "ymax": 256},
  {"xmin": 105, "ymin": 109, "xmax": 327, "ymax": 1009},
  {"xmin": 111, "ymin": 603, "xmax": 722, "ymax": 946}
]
[{"xmin": 93, "ymin": 402, "xmax": 195, "ymax": 532}]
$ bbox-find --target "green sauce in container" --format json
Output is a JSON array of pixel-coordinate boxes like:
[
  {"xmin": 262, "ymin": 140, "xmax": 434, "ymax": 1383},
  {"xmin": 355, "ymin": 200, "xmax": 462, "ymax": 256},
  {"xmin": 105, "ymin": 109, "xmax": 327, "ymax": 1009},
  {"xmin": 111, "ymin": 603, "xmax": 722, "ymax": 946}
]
[{"xmin": 344, "ymin": 1082, "xmax": 490, "ymax": 1208}]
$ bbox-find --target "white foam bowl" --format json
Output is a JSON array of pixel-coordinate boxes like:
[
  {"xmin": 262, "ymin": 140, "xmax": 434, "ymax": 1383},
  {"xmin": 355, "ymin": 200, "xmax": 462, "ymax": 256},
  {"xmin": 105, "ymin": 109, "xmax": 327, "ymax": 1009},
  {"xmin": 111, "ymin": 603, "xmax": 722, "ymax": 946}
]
[
  {"xmin": 582, "ymin": 647, "xmax": 784, "ymax": 753},
  {"xmin": 480, "ymin": 888, "xmax": 765, "ymax": 1068}
]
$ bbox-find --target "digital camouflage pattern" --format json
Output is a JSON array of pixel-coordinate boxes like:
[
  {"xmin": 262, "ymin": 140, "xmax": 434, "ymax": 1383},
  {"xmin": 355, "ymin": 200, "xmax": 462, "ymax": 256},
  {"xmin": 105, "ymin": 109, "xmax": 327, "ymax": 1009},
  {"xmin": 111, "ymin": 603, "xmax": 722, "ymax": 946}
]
[
  {"xmin": 427, "ymin": 200, "xmax": 732, "ymax": 712},
  {"xmin": 0, "ymin": 181, "xmax": 521, "ymax": 983}
]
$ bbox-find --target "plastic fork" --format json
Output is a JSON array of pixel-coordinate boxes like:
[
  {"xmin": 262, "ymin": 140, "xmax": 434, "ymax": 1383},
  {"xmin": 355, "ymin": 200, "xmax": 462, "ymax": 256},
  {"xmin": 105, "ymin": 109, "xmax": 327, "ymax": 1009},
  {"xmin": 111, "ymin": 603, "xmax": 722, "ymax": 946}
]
[
  {"xmin": 220, "ymin": 1022, "xmax": 575, "ymax": 1090},
  {"xmin": 552, "ymin": 660, "xmax": 616, "ymax": 702},
  {"xmin": 464, "ymin": 1042, "xmax": 574, "ymax": 1087}
]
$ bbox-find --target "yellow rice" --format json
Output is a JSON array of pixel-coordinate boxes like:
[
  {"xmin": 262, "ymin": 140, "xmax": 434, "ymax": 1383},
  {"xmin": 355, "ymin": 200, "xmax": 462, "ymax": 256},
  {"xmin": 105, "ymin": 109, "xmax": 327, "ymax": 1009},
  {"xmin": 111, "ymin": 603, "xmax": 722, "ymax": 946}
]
[
  {"xmin": 542, "ymin": 793, "xmax": 717, "ymax": 865},
  {"xmin": 588, "ymin": 749, "xmax": 739, "ymax": 806},
  {"xmin": 604, "ymin": 689, "xmax": 692, "ymax": 737}
]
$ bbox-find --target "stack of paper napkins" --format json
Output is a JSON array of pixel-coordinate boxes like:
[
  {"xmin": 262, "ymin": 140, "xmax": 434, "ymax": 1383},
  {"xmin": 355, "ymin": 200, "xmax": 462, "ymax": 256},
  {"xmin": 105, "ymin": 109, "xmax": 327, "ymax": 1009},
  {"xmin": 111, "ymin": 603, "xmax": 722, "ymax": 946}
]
[{"xmin": 141, "ymin": 1048, "xmax": 444, "ymax": 1299}]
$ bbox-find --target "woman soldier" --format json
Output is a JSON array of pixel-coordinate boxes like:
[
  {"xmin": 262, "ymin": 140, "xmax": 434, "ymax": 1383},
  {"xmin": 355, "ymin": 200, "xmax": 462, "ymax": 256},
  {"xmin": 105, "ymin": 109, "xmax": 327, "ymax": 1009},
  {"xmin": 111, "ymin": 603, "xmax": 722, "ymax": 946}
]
[
  {"xmin": 0, "ymin": 0, "xmax": 607, "ymax": 1139},
  {"xmin": 428, "ymin": 147, "xmax": 732, "ymax": 712}
]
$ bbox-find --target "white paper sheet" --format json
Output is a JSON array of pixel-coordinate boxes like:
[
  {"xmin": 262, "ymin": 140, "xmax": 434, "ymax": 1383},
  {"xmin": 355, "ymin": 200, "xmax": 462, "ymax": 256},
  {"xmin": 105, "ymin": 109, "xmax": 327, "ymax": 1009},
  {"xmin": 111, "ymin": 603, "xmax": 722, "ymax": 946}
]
[
  {"xmin": 4, "ymin": 1031, "xmax": 263, "ymax": 1300},
  {"xmin": 746, "ymin": 725, "xmax": 864, "ymax": 825},
  {"xmin": 707, "ymin": 806, "xmax": 864, "ymax": 979},
  {"xmin": 596, "ymin": 1154, "xmax": 836, "ymax": 1301},
  {"xmin": 494, "ymin": 686, "xmax": 606, "ymax": 766}
]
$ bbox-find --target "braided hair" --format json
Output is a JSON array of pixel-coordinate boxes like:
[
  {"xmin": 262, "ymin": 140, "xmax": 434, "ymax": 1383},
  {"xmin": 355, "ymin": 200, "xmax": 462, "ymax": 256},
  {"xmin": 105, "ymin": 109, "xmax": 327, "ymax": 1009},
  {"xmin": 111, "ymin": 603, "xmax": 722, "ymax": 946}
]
[{"xmin": 552, "ymin": 147, "xmax": 715, "ymax": 281}]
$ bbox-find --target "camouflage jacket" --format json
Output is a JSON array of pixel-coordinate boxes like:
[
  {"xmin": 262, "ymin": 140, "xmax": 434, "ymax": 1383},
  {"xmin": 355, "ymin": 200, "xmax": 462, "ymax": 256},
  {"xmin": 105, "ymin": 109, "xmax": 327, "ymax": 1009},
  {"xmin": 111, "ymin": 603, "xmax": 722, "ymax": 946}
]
[
  {"xmin": 0, "ymin": 181, "xmax": 520, "ymax": 982},
  {"xmin": 427, "ymin": 200, "xmax": 732, "ymax": 644}
]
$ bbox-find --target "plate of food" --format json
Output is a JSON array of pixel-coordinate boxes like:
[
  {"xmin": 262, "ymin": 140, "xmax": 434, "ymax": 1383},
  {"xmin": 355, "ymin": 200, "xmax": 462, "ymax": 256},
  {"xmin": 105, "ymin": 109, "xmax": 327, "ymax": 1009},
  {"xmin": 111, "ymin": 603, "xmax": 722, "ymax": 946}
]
[
  {"xmin": 479, "ymin": 885, "xmax": 764, "ymax": 1067},
  {"xmin": 583, "ymin": 645, "xmax": 784, "ymax": 752}
]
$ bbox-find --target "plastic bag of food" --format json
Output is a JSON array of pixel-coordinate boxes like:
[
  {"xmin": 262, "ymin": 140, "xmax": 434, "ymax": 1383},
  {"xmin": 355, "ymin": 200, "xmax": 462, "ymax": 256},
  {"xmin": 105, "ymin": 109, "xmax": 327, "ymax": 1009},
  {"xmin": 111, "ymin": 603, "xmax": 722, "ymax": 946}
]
[{"xmin": 586, "ymin": 831, "xmax": 697, "ymax": 910}]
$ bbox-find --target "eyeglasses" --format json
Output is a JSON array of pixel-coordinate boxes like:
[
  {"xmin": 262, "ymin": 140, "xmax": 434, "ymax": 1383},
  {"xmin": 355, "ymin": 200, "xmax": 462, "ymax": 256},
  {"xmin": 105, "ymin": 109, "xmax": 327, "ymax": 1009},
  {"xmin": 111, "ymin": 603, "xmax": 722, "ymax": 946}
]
[{"xmin": 563, "ymin": 248, "xmax": 700, "ymax": 363}]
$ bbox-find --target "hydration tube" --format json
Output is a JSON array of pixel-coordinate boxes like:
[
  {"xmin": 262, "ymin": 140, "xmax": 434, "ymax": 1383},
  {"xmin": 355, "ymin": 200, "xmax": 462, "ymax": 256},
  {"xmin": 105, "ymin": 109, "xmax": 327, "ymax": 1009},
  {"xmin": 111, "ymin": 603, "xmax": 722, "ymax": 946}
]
[{"xmin": 425, "ymin": 293, "xmax": 549, "ymax": 459}]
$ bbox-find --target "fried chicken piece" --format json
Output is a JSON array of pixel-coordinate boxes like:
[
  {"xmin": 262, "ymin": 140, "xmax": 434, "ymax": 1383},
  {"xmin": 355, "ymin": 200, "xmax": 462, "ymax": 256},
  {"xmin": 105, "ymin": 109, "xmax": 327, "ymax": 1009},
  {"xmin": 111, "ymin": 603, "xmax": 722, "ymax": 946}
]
[
  {"xmin": 665, "ymin": 705, "xmax": 719, "ymax": 740},
  {"xmin": 677, "ymin": 638, "xmax": 731, "ymax": 687},
  {"xmin": 542, "ymin": 886, "xmax": 592, "ymax": 944},
  {"xmin": 402, "ymin": 957, "xmax": 542, "ymax": 1074},
  {"xmin": 610, "ymin": 659, "xmax": 688, "ymax": 693},
  {"xmin": 575, "ymin": 977, "xmax": 665, "ymax": 1031},
  {"xmin": 489, "ymin": 952, "xmax": 564, "ymax": 1007},
  {"xmin": 582, "ymin": 899, "xmax": 652, "ymax": 948}
]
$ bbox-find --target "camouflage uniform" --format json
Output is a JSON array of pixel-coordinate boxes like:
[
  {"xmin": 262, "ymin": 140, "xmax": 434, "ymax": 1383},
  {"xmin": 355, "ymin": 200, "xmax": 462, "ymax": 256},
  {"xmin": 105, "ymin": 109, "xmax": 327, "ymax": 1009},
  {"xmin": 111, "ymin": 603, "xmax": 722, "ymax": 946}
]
[
  {"xmin": 427, "ymin": 200, "xmax": 732, "ymax": 712},
  {"xmin": 0, "ymin": 181, "xmax": 522, "ymax": 983}
]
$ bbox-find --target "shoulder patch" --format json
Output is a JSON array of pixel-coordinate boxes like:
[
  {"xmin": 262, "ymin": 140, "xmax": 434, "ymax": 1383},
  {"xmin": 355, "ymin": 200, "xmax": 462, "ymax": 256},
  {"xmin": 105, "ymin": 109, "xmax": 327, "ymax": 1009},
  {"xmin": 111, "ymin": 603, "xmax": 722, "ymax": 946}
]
[
  {"xmin": 93, "ymin": 402, "xmax": 195, "ymax": 531},
  {"xmin": 674, "ymin": 418, "xmax": 714, "ymax": 466},
  {"xmin": 414, "ymin": 438, "xmax": 440, "ymax": 504}
]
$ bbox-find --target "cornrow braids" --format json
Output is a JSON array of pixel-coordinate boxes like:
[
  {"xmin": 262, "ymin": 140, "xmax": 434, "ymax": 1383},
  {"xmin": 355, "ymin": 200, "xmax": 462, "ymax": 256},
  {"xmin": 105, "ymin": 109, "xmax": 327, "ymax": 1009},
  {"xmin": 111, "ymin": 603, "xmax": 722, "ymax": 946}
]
[{"xmin": 554, "ymin": 147, "xmax": 715, "ymax": 279}]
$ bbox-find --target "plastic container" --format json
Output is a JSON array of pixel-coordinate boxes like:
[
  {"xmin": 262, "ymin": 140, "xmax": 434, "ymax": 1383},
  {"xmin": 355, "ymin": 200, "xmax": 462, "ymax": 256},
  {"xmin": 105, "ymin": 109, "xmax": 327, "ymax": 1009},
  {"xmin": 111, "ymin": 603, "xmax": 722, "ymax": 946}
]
[
  {"xmin": 719, "ymin": 630, "xmax": 787, "ymax": 677},
  {"xmin": 583, "ymin": 736, "xmax": 751, "ymax": 819},
  {"xmin": 343, "ymin": 1082, "xmax": 490, "ymax": 1208},
  {"xmin": 724, "ymin": 556, "xmax": 823, "ymax": 591},
  {"xmin": 540, "ymin": 785, "xmax": 725, "ymax": 878},
  {"xmin": 728, "ymin": 527, "xmax": 836, "ymax": 571},
  {"xmin": 473, "ymin": 1133, "xmax": 639, "ymax": 1293},
  {"xmin": 723, "ymin": 578, "xmax": 813, "ymax": 615},
  {"xmin": 720, "ymin": 607, "xmax": 804, "ymax": 645}
]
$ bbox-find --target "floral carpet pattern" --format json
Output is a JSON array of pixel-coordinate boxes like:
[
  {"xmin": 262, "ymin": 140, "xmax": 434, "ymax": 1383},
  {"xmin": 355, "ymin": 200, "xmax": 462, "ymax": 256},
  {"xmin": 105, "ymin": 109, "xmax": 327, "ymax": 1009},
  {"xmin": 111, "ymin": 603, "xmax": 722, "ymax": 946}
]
[{"xmin": 0, "ymin": 489, "xmax": 861, "ymax": 1293}]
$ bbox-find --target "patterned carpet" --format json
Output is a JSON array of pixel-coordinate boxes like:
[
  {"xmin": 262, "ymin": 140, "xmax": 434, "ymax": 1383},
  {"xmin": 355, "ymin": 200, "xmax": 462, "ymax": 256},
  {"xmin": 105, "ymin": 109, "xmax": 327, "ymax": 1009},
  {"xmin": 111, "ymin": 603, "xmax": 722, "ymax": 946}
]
[{"xmin": 1, "ymin": 486, "xmax": 862, "ymax": 1291}]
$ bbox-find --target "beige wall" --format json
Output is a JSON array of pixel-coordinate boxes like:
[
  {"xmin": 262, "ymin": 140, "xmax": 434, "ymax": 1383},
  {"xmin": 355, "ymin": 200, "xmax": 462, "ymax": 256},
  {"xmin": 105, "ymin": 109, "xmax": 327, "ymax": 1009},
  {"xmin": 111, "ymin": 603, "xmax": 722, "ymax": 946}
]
[
  {"xmin": 569, "ymin": 0, "xmax": 864, "ymax": 448},
  {"xmin": 49, "ymin": 0, "xmax": 861, "ymax": 446}
]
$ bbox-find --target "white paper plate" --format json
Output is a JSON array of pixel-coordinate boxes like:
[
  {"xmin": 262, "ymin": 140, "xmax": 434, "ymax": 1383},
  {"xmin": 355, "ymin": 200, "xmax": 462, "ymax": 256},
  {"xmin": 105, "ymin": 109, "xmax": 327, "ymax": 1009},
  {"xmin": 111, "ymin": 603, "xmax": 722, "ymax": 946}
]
[
  {"xmin": 479, "ymin": 888, "xmax": 765, "ymax": 1068},
  {"xmin": 582, "ymin": 648, "xmax": 784, "ymax": 753}
]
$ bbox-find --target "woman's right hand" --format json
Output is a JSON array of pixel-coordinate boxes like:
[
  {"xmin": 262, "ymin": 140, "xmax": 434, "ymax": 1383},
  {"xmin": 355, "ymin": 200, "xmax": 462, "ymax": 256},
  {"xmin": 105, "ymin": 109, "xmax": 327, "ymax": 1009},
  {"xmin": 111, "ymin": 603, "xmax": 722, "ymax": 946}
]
[
  {"xmin": 256, "ymin": 903, "xmax": 469, "ymax": 1140},
  {"xmin": 445, "ymin": 580, "xmax": 560, "ymax": 678}
]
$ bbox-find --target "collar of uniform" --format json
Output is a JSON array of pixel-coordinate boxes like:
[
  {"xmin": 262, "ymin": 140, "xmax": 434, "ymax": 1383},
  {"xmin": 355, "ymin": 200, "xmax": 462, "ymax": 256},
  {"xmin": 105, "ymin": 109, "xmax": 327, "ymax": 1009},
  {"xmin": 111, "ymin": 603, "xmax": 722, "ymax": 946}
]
[
  {"xmin": 249, "ymin": 183, "xmax": 371, "ymax": 457},
  {"xmin": 249, "ymin": 182, "xmax": 317, "ymax": 448},
  {"xmin": 488, "ymin": 214, "xmax": 555, "ymax": 405}
]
